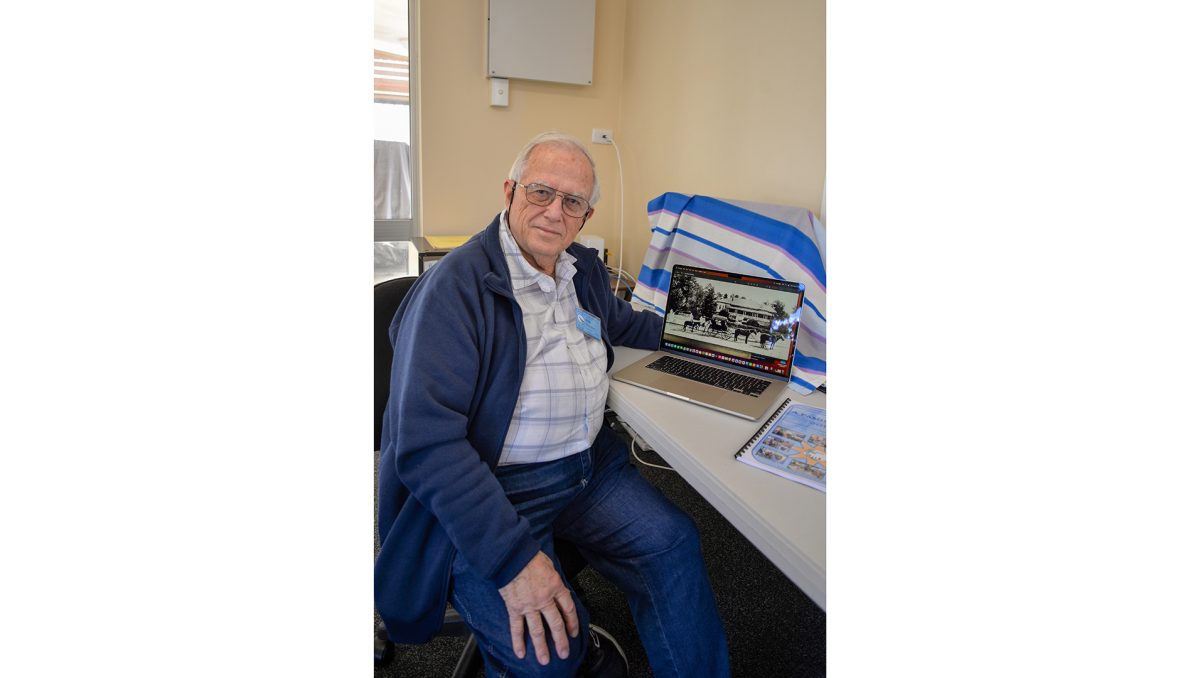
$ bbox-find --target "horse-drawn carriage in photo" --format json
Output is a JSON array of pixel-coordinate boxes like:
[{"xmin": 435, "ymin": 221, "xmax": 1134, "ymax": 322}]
[
  {"xmin": 692, "ymin": 314, "xmax": 748, "ymax": 342},
  {"xmin": 707, "ymin": 315, "xmax": 732, "ymax": 340},
  {"xmin": 680, "ymin": 313, "xmax": 733, "ymax": 339}
]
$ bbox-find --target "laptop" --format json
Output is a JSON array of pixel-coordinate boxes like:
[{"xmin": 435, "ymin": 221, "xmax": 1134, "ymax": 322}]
[{"xmin": 612, "ymin": 264, "xmax": 805, "ymax": 420}]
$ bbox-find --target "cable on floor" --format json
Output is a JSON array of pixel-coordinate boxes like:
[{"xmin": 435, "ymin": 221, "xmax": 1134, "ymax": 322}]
[{"xmin": 606, "ymin": 409, "xmax": 676, "ymax": 473}]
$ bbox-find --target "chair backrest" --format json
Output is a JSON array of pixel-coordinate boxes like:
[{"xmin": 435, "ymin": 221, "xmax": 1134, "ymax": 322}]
[{"xmin": 375, "ymin": 276, "xmax": 419, "ymax": 451}]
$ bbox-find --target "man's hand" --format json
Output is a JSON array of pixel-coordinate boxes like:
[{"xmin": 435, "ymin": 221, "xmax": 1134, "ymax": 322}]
[{"xmin": 497, "ymin": 551, "xmax": 580, "ymax": 665}]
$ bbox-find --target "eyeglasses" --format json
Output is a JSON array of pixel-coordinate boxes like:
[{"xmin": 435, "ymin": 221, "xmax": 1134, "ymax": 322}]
[{"xmin": 515, "ymin": 182, "xmax": 592, "ymax": 218}]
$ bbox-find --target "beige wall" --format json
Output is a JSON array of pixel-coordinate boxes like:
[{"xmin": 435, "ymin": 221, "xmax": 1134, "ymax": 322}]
[
  {"xmin": 613, "ymin": 0, "xmax": 826, "ymax": 274},
  {"xmin": 415, "ymin": 0, "xmax": 825, "ymax": 273},
  {"xmin": 414, "ymin": 0, "xmax": 627, "ymax": 238}
]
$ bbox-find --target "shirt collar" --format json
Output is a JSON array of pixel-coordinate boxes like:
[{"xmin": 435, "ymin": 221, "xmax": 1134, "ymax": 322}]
[{"xmin": 500, "ymin": 209, "xmax": 577, "ymax": 291}]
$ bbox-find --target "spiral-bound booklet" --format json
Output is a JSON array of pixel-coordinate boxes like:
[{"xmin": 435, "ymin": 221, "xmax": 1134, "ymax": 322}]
[{"xmin": 734, "ymin": 399, "xmax": 827, "ymax": 491}]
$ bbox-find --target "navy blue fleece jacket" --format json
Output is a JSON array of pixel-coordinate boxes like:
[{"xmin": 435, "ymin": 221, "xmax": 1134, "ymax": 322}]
[{"xmin": 375, "ymin": 214, "xmax": 663, "ymax": 643}]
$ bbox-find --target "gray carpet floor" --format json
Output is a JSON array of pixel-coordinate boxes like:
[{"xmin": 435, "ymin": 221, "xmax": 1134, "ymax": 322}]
[{"xmin": 375, "ymin": 425, "xmax": 825, "ymax": 677}]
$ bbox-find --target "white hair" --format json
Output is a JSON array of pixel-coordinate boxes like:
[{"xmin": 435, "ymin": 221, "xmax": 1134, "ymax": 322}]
[{"xmin": 507, "ymin": 131, "xmax": 601, "ymax": 206}]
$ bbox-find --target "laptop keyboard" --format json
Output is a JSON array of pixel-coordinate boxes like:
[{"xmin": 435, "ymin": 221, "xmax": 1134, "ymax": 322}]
[{"xmin": 646, "ymin": 355, "xmax": 772, "ymax": 397}]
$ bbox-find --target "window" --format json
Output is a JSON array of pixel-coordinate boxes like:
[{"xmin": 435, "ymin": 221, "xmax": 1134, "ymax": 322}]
[{"xmin": 375, "ymin": 0, "xmax": 416, "ymax": 248}]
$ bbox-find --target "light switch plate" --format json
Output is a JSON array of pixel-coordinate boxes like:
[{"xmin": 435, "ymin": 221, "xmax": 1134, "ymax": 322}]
[{"xmin": 490, "ymin": 77, "xmax": 509, "ymax": 107}]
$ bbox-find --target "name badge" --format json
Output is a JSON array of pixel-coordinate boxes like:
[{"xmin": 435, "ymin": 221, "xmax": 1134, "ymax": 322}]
[{"xmin": 576, "ymin": 308, "xmax": 602, "ymax": 340}]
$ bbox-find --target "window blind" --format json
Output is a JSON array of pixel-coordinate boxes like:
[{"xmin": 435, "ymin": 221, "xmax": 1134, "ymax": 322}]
[{"xmin": 374, "ymin": 49, "xmax": 409, "ymax": 104}]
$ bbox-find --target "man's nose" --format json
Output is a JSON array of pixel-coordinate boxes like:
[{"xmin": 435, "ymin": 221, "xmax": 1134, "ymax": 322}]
[{"xmin": 542, "ymin": 193, "xmax": 566, "ymax": 219}]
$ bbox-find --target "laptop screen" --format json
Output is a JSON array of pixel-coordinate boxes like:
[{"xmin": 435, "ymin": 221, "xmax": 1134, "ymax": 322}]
[{"xmin": 660, "ymin": 265, "xmax": 806, "ymax": 379}]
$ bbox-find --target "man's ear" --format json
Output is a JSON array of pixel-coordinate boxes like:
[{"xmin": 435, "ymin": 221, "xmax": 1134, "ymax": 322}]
[{"xmin": 503, "ymin": 180, "xmax": 514, "ymax": 204}]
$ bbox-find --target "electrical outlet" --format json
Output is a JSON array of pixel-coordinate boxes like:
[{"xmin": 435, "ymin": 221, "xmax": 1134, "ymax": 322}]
[{"xmin": 591, "ymin": 128, "xmax": 613, "ymax": 144}]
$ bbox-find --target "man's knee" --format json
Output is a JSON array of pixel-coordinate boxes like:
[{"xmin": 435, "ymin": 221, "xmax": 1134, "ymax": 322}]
[
  {"xmin": 642, "ymin": 505, "xmax": 702, "ymax": 559},
  {"xmin": 483, "ymin": 629, "xmax": 587, "ymax": 678}
]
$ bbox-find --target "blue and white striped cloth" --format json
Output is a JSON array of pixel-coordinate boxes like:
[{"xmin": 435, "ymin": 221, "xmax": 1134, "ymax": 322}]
[{"xmin": 629, "ymin": 192, "xmax": 827, "ymax": 394}]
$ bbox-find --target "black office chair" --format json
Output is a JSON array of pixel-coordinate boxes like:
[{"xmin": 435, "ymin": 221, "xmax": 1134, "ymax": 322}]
[{"xmin": 373, "ymin": 275, "xmax": 590, "ymax": 676}]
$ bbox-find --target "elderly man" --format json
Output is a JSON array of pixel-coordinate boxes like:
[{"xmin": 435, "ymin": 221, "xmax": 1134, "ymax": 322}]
[{"xmin": 376, "ymin": 132, "xmax": 730, "ymax": 677}]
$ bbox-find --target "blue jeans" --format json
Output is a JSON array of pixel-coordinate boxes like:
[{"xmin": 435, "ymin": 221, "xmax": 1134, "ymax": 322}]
[{"xmin": 448, "ymin": 428, "xmax": 730, "ymax": 678}]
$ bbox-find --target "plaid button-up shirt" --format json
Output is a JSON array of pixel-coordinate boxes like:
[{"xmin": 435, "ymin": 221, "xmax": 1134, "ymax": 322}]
[{"xmin": 496, "ymin": 213, "xmax": 609, "ymax": 466}]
